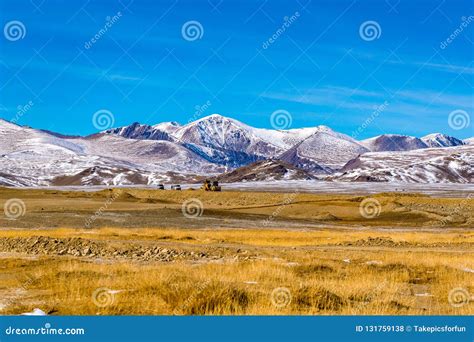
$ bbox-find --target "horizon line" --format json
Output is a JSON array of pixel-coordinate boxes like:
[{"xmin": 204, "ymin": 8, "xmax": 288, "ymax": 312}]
[{"xmin": 0, "ymin": 114, "xmax": 471, "ymax": 141}]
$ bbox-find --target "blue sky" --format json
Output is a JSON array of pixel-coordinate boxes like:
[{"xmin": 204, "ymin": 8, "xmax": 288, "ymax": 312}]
[{"xmin": 0, "ymin": 0, "xmax": 473, "ymax": 139}]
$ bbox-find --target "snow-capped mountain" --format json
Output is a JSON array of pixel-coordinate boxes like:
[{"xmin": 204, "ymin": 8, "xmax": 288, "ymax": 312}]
[
  {"xmin": 330, "ymin": 145, "xmax": 474, "ymax": 183},
  {"xmin": 103, "ymin": 122, "xmax": 171, "ymax": 141},
  {"xmin": 361, "ymin": 134, "xmax": 428, "ymax": 152},
  {"xmin": 279, "ymin": 126, "xmax": 369, "ymax": 171},
  {"xmin": 0, "ymin": 114, "xmax": 471, "ymax": 186},
  {"xmin": 421, "ymin": 133, "xmax": 465, "ymax": 148},
  {"xmin": 104, "ymin": 115, "xmax": 365, "ymax": 171},
  {"xmin": 105, "ymin": 114, "xmax": 321, "ymax": 168},
  {"xmin": 153, "ymin": 121, "xmax": 181, "ymax": 134},
  {"xmin": 166, "ymin": 114, "xmax": 283, "ymax": 167},
  {"xmin": 463, "ymin": 137, "xmax": 474, "ymax": 145},
  {"xmin": 0, "ymin": 119, "xmax": 222, "ymax": 186},
  {"xmin": 158, "ymin": 115, "xmax": 319, "ymax": 150}
]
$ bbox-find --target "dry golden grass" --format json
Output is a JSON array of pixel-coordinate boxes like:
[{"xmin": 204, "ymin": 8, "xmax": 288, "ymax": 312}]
[
  {"xmin": 0, "ymin": 228, "xmax": 472, "ymax": 316},
  {"xmin": 1, "ymin": 227, "xmax": 473, "ymax": 246},
  {"xmin": 0, "ymin": 187, "xmax": 472, "ymax": 315},
  {"xmin": 0, "ymin": 187, "xmax": 473, "ymax": 229}
]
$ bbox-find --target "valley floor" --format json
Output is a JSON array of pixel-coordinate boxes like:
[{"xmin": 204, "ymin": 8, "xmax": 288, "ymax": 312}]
[{"xmin": 0, "ymin": 187, "xmax": 472, "ymax": 315}]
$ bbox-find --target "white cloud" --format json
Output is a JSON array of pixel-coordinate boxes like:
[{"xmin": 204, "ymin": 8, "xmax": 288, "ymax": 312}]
[
  {"xmin": 107, "ymin": 74, "xmax": 143, "ymax": 82},
  {"xmin": 264, "ymin": 86, "xmax": 472, "ymax": 118}
]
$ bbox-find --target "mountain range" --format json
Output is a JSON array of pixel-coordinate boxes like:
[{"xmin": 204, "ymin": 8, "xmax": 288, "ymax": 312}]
[{"xmin": 0, "ymin": 114, "xmax": 472, "ymax": 186}]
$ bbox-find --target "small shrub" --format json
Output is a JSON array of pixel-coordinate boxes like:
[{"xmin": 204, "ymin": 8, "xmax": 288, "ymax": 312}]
[{"xmin": 294, "ymin": 286, "xmax": 345, "ymax": 311}]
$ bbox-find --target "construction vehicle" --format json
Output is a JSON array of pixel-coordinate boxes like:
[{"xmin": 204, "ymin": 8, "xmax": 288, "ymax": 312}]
[
  {"xmin": 171, "ymin": 184, "xmax": 181, "ymax": 190},
  {"xmin": 201, "ymin": 179, "xmax": 221, "ymax": 192}
]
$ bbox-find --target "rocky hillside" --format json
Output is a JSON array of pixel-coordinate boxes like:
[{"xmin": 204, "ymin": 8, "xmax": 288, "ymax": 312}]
[
  {"xmin": 0, "ymin": 114, "xmax": 471, "ymax": 186},
  {"xmin": 216, "ymin": 160, "xmax": 316, "ymax": 182},
  {"xmin": 329, "ymin": 145, "xmax": 474, "ymax": 183}
]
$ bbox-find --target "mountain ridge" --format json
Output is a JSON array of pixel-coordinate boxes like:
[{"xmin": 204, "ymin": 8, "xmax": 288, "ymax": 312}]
[{"xmin": 0, "ymin": 115, "xmax": 471, "ymax": 186}]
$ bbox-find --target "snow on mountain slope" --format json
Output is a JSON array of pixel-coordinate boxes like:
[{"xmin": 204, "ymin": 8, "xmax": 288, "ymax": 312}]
[
  {"xmin": 330, "ymin": 145, "xmax": 474, "ymax": 183},
  {"xmin": 238, "ymin": 124, "xmax": 318, "ymax": 150},
  {"xmin": 421, "ymin": 133, "xmax": 465, "ymax": 148},
  {"xmin": 0, "ymin": 119, "xmax": 85, "ymax": 155},
  {"xmin": 82, "ymin": 134, "xmax": 221, "ymax": 174},
  {"xmin": 153, "ymin": 121, "xmax": 181, "ymax": 134},
  {"xmin": 0, "ymin": 120, "xmax": 96, "ymax": 186},
  {"xmin": 0, "ymin": 120, "xmax": 221, "ymax": 186},
  {"xmin": 1, "ymin": 116, "xmax": 471, "ymax": 186},
  {"xmin": 104, "ymin": 115, "xmax": 276, "ymax": 167},
  {"xmin": 156, "ymin": 115, "xmax": 318, "ymax": 150},
  {"xmin": 130, "ymin": 114, "xmax": 363, "ymax": 171},
  {"xmin": 163, "ymin": 114, "xmax": 285, "ymax": 167},
  {"xmin": 464, "ymin": 137, "xmax": 474, "ymax": 145},
  {"xmin": 173, "ymin": 114, "xmax": 276, "ymax": 149},
  {"xmin": 0, "ymin": 121, "xmax": 95, "ymax": 186},
  {"xmin": 361, "ymin": 134, "xmax": 428, "ymax": 152},
  {"xmin": 105, "ymin": 115, "xmax": 468, "ymax": 172},
  {"xmin": 105, "ymin": 115, "xmax": 321, "ymax": 167},
  {"xmin": 279, "ymin": 126, "xmax": 369, "ymax": 171},
  {"xmin": 104, "ymin": 122, "xmax": 172, "ymax": 141}
]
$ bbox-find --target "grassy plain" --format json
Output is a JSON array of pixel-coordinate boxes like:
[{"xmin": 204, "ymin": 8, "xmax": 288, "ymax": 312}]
[{"xmin": 0, "ymin": 187, "xmax": 472, "ymax": 315}]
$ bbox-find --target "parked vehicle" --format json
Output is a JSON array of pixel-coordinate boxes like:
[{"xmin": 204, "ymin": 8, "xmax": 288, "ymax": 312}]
[{"xmin": 201, "ymin": 180, "xmax": 221, "ymax": 191}]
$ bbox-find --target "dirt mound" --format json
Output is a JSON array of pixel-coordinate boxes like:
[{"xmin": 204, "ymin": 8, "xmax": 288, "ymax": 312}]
[
  {"xmin": 314, "ymin": 213, "xmax": 340, "ymax": 221},
  {"xmin": 111, "ymin": 190, "xmax": 138, "ymax": 201},
  {"xmin": 0, "ymin": 236, "xmax": 216, "ymax": 262},
  {"xmin": 340, "ymin": 236, "xmax": 412, "ymax": 248},
  {"xmin": 216, "ymin": 160, "xmax": 316, "ymax": 182},
  {"xmin": 293, "ymin": 264, "xmax": 335, "ymax": 276}
]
